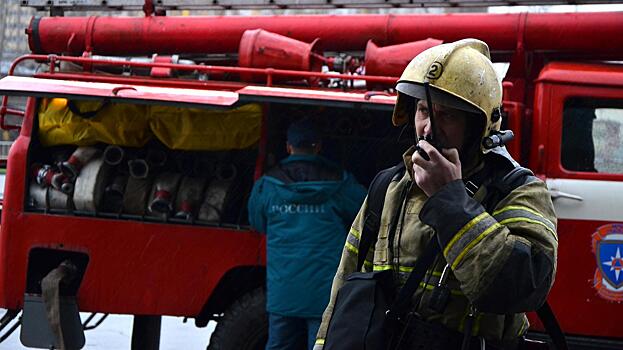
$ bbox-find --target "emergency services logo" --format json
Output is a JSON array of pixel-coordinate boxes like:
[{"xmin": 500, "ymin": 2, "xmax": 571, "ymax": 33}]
[{"xmin": 592, "ymin": 224, "xmax": 623, "ymax": 302}]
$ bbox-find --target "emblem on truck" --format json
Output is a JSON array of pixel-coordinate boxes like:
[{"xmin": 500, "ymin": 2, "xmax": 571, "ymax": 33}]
[{"xmin": 592, "ymin": 224, "xmax": 623, "ymax": 302}]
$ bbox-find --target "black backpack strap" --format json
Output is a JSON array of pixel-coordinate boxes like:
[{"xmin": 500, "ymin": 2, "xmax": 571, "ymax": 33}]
[
  {"xmin": 488, "ymin": 163, "xmax": 568, "ymax": 350},
  {"xmin": 357, "ymin": 162, "xmax": 405, "ymax": 271},
  {"xmin": 67, "ymin": 99, "xmax": 110, "ymax": 119},
  {"xmin": 537, "ymin": 302, "xmax": 568, "ymax": 350},
  {"xmin": 386, "ymin": 234, "xmax": 440, "ymax": 323},
  {"xmin": 386, "ymin": 171, "xmax": 491, "ymax": 322}
]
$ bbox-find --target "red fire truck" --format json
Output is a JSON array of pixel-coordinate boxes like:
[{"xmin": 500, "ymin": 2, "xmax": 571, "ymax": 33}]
[{"xmin": 0, "ymin": 3, "xmax": 622, "ymax": 349}]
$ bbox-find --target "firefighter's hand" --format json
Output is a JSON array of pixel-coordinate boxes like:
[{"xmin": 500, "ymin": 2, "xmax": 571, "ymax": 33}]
[{"xmin": 412, "ymin": 141, "xmax": 462, "ymax": 197}]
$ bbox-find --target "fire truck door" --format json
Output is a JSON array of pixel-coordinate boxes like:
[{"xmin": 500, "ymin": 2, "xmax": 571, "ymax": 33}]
[{"xmin": 542, "ymin": 83, "xmax": 623, "ymax": 343}]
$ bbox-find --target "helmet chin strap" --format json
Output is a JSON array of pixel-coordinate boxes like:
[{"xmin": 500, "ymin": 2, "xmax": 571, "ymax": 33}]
[
  {"xmin": 423, "ymin": 81, "xmax": 436, "ymax": 146},
  {"xmin": 414, "ymin": 82, "xmax": 438, "ymax": 161}
]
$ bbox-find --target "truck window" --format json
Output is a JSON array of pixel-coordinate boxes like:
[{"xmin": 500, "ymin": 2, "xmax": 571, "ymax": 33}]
[{"xmin": 561, "ymin": 98, "xmax": 623, "ymax": 174}]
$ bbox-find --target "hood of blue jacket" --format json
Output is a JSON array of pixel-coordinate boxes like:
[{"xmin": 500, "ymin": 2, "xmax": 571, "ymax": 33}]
[{"xmin": 262, "ymin": 155, "xmax": 351, "ymax": 204}]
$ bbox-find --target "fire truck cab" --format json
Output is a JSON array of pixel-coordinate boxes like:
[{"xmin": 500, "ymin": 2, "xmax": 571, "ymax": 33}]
[{"xmin": 0, "ymin": 5, "xmax": 622, "ymax": 350}]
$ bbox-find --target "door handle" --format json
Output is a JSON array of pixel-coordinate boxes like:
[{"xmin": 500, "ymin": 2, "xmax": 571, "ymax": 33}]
[
  {"xmin": 111, "ymin": 86, "xmax": 137, "ymax": 95},
  {"xmin": 548, "ymin": 189, "xmax": 583, "ymax": 201}
]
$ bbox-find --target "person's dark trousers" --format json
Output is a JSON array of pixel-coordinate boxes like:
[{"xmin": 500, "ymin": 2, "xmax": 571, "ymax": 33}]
[{"xmin": 265, "ymin": 313, "xmax": 321, "ymax": 350}]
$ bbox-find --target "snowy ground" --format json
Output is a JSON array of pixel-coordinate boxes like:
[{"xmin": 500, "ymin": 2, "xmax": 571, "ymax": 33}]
[{"xmin": 0, "ymin": 309, "xmax": 215, "ymax": 350}]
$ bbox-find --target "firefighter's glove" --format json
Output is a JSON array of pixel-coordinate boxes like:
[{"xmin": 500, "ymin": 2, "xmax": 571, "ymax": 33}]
[{"xmin": 412, "ymin": 140, "xmax": 461, "ymax": 197}]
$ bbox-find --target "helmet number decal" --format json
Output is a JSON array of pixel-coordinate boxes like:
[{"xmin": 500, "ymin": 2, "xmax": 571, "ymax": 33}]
[{"xmin": 426, "ymin": 62, "xmax": 444, "ymax": 80}]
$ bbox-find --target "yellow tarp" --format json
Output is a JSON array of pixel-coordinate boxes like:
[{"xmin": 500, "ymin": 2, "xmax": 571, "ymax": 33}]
[
  {"xmin": 38, "ymin": 99, "xmax": 263, "ymax": 150},
  {"xmin": 149, "ymin": 103, "xmax": 262, "ymax": 151},
  {"xmin": 38, "ymin": 99, "xmax": 151, "ymax": 147}
]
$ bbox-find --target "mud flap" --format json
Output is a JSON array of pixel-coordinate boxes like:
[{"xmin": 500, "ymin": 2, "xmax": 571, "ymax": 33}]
[
  {"xmin": 20, "ymin": 260, "xmax": 85, "ymax": 349},
  {"xmin": 20, "ymin": 295, "xmax": 85, "ymax": 349}
]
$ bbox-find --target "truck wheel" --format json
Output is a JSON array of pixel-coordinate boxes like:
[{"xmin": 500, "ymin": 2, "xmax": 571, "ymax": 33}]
[{"xmin": 207, "ymin": 287, "xmax": 268, "ymax": 350}]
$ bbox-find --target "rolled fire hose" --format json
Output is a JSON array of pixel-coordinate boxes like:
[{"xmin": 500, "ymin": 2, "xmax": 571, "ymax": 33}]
[
  {"xmin": 33, "ymin": 164, "xmax": 73, "ymax": 193},
  {"xmin": 103, "ymin": 174, "xmax": 128, "ymax": 212},
  {"xmin": 60, "ymin": 146, "xmax": 99, "ymax": 180},
  {"xmin": 28, "ymin": 184, "xmax": 48, "ymax": 209},
  {"xmin": 148, "ymin": 172, "xmax": 183, "ymax": 215},
  {"xmin": 174, "ymin": 176, "xmax": 208, "ymax": 221},
  {"xmin": 214, "ymin": 163, "xmax": 237, "ymax": 182},
  {"xmin": 103, "ymin": 145, "xmax": 125, "ymax": 166},
  {"xmin": 73, "ymin": 157, "xmax": 112, "ymax": 212},
  {"xmin": 198, "ymin": 163, "xmax": 237, "ymax": 222},
  {"xmin": 49, "ymin": 188, "xmax": 71, "ymax": 210},
  {"xmin": 127, "ymin": 148, "xmax": 166, "ymax": 179},
  {"xmin": 128, "ymin": 159, "xmax": 150, "ymax": 179},
  {"xmin": 122, "ymin": 177, "xmax": 153, "ymax": 215}
]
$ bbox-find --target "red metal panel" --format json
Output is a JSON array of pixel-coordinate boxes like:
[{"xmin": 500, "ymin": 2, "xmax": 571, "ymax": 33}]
[
  {"xmin": 237, "ymin": 86, "xmax": 396, "ymax": 105},
  {"xmin": 530, "ymin": 62, "xmax": 623, "ymax": 179},
  {"xmin": 539, "ymin": 81, "xmax": 623, "ymax": 182},
  {"xmin": 28, "ymin": 13, "xmax": 623, "ymax": 58},
  {"xmin": 529, "ymin": 63, "xmax": 623, "ymax": 338},
  {"xmin": 535, "ymin": 62, "xmax": 623, "ymax": 88},
  {"xmin": 529, "ymin": 77, "xmax": 548, "ymax": 175},
  {"xmin": 0, "ymin": 76, "xmax": 240, "ymax": 106},
  {"xmin": 528, "ymin": 219, "xmax": 623, "ymax": 337},
  {"xmin": 0, "ymin": 98, "xmax": 36, "ymax": 306},
  {"xmin": 501, "ymin": 101, "xmax": 522, "ymax": 161},
  {"xmin": 34, "ymin": 72, "xmax": 250, "ymax": 91},
  {"xmin": 0, "ymin": 213, "xmax": 264, "ymax": 315}
]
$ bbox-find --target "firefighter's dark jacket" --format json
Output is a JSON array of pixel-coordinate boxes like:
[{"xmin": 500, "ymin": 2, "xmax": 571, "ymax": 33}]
[{"xmin": 315, "ymin": 147, "xmax": 558, "ymax": 349}]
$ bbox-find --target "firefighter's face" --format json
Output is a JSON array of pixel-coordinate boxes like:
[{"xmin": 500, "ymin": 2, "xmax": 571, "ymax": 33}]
[{"xmin": 414, "ymin": 100, "xmax": 467, "ymax": 151}]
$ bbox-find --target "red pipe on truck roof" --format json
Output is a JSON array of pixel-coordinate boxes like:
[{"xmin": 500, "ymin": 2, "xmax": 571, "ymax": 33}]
[{"xmin": 27, "ymin": 12, "xmax": 623, "ymax": 56}]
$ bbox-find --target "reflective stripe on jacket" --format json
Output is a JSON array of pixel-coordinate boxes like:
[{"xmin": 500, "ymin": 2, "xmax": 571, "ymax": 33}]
[{"xmin": 315, "ymin": 148, "xmax": 557, "ymax": 349}]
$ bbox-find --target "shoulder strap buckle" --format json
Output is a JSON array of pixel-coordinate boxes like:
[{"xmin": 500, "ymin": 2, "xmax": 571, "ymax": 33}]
[{"xmin": 465, "ymin": 181, "xmax": 479, "ymax": 197}]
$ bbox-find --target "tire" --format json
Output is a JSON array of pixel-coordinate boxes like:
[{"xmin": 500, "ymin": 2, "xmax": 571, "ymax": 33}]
[{"xmin": 207, "ymin": 287, "xmax": 268, "ymax": 350}]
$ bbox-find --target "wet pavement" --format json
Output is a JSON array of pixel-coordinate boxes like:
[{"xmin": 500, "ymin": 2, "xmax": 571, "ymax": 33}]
[{"xmin": 0, "ymin": 309, "xmax": 214, "ymax": 349}]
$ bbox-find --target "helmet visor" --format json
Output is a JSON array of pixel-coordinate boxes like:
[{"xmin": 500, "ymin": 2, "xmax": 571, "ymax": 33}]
[{"xmin": 396, "ymin": 81, "xmax": 481, "ymax": 115}]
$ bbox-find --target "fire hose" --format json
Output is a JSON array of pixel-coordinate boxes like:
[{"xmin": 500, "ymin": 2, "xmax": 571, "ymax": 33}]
[
  {"xmin": 128, "ymin": 159, "xmax": 149, "ymax": 179},
  {"xmin": 40, "ymin": 260, "xmax": 82, "ymax": 350},
  {"xmin": 60, "ymin": 146, "xmax": 99, "ymax": 181},
  {"xmin": 103, "ymin": 145, "xmax": 124, "ymax": 166},
  {"xmin": 33, "ymin": 164, "xmax": 73, "ymax": 194},
  {"xmin": 198, "ymin": 163, "xmax": 237, "ymax": 222},
  {"xmin": 174, "ymin": 176, "xmax": 207, "ymax": 221},
  {"xmin": 103, "ymin": 174, "xmax": 129, "ymax": 212},
  {"xmin": 73, "ymin": 157, "xmax": 112, "ymax": 212},
  {"xmin": 148, "ymin": 172, "xmax": 183, "ymax": 215},
  {"xmin": 123, "ymin": 177, "xmax": 153, "ymax": 215},
  {"xmin": 28, "ymin": 184, "xmax": 48, "ymax": 210}
]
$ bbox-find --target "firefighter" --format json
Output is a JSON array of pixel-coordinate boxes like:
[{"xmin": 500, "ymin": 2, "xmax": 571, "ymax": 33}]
[
  {"xmin": 248, "ymin": 119, "xmax": 366, "ymax": 350},
  {"xmin": 315, "ymin": 39, "xmax": 558, "ymax": 349}
]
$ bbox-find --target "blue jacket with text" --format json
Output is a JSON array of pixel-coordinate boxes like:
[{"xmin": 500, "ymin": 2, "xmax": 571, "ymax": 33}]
[{"xmin": 248, "ymin": 154, "xmax": 366, "ymax": 317}]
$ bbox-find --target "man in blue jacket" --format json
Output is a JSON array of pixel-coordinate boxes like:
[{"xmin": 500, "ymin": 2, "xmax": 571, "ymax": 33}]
[{"xmin": 248, "ymin": 119, "xmax": 366, "ymax": 350}]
